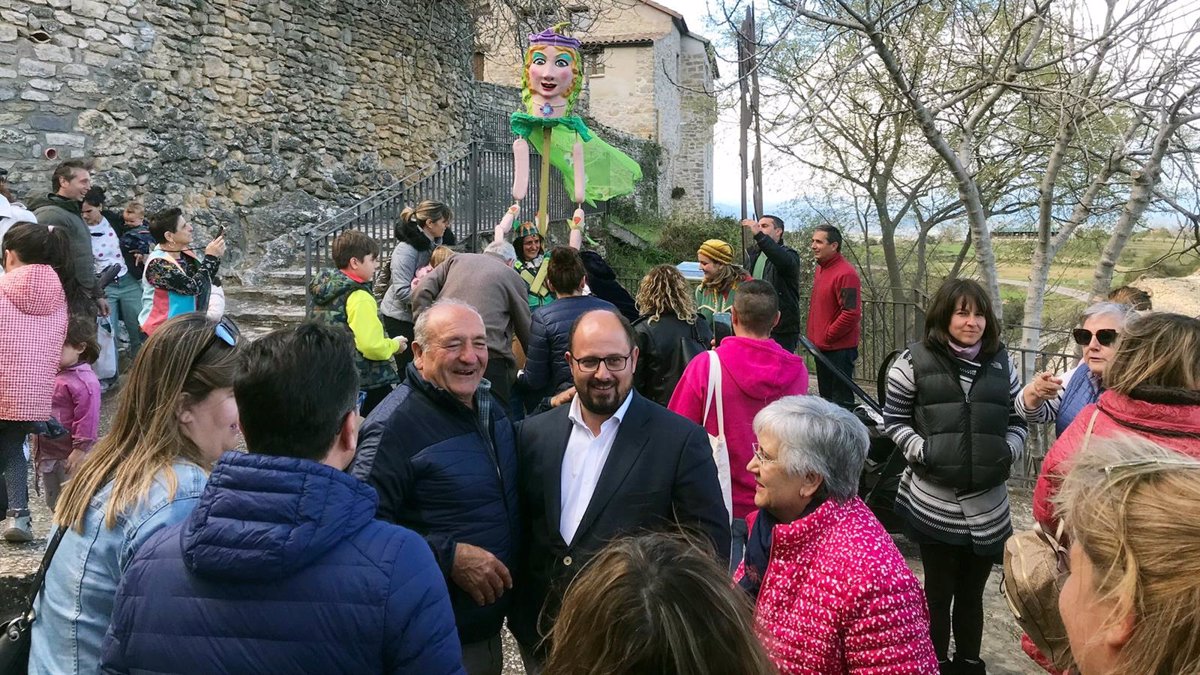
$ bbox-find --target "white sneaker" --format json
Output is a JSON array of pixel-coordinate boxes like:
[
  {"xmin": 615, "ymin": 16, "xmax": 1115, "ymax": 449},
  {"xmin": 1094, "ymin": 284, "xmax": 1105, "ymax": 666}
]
[{"xmin": 3, "ymin": 514, "xmax": 32, "ymax": 542}]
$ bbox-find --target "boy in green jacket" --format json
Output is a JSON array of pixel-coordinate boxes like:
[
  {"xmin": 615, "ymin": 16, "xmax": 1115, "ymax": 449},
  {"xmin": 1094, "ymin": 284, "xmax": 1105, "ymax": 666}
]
[{"xmin": 308, "ymin": 230, "xmax": 406, "ymax": 416}]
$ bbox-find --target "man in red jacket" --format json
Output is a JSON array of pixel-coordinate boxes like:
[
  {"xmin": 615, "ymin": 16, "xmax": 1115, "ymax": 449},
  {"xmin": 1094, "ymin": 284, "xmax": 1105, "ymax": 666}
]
[{"xmin": 806, "ymin": 224, "xmax": 861, "ymax": 409}]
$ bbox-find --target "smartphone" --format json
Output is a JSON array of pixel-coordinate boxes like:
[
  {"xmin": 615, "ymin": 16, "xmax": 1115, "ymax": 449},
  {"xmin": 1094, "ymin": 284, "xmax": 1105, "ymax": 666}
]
[{"xmin": 713, "ymin": 312, "xmax": 733, "ymax": 347}]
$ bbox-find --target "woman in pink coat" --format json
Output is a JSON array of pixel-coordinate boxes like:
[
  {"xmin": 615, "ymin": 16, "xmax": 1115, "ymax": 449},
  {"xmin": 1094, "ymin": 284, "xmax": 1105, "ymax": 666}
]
[
  {"xmin": 0, "ymin": 222, "xmax": 70, "ymax": 540},
  {"xmin": 735, "ymin": 395, "xmax": 938, "ymax": 674}
]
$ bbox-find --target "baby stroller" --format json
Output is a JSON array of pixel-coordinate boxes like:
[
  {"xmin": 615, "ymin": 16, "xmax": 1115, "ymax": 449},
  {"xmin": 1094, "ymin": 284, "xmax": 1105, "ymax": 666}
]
[{"xmin": 799, "ymin": 337, "xmax": 905, "ymax": 533}]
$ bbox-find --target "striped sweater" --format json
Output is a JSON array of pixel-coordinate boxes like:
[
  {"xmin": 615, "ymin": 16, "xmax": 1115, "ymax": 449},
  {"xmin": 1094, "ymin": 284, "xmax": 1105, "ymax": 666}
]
[{"xmin": 883, "ymin": 348, "xmax": 1027, "ymax": 556}]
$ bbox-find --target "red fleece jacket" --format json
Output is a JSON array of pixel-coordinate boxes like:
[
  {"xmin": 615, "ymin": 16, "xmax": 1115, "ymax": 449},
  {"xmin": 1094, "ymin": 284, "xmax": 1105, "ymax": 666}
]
[{"xmin": 806, "ymin": 252, "xmax": 862, "ymax": 351}]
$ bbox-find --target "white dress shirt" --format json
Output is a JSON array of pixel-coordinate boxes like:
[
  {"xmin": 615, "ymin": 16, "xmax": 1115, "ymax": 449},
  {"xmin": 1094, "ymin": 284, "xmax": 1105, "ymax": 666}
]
[{"xmin": 560, "ymin": 391, "xmax": 634, "ymax": 545}]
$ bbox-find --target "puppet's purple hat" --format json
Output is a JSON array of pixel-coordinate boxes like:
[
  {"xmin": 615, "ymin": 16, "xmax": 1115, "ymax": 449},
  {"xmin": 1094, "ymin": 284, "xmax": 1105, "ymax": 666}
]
[{"xmin": 528, "ymin": 26, "xmax": 581, "ymax": 50}]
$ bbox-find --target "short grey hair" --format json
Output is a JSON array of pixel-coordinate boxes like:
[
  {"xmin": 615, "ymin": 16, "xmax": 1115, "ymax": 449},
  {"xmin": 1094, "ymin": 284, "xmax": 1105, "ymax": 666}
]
[
  {"xmin": 1080, "ymin": 301, "xmax": 1138, "ymax": 329},
  {"xmin": 753, "ymin": 396, "xmax": 869, "ymax": 502},
  {"xmin": 413, "ymin": 298, "xmax": 483, "ymax": 347},
  {"xmin": 484, "ymin": 240, "xmax": 516, "ymax": 264}
]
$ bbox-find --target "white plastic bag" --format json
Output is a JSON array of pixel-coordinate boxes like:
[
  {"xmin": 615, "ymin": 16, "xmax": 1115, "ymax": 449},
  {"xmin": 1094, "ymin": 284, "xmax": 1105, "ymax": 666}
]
[
  {"xmin": 206, "ymin": 283, "xmax": 225, "ymax": 321},
  {"xmin": 94, "ymin": 316, "xmax": 118, "ymax": 381}
]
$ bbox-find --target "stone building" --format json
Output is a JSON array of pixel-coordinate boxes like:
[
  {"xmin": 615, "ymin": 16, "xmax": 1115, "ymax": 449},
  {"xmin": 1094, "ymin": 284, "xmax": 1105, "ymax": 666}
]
[
  {"xmin": 475, "ymin": 0, "xmax": 718, "ymax": 214},
  {"xmin": 0, "ymin": 0, "xmax": 475, "ymax": 264}
]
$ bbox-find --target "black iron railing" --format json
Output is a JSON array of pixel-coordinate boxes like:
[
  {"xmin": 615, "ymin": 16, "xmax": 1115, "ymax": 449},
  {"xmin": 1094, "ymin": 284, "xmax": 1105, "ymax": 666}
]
[{"xmin": 303, "ymin": 139, "xmax": 607, "ymax": 311}]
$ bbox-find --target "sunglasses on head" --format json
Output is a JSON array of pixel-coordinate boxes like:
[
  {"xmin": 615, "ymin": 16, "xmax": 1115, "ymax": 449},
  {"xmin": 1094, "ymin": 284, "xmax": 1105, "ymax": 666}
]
[
  {"xmin": 1072, "ymin": 328, "xmax": 1118, "ymax": 347},
  {"xmin": 189, "ymin": 316, "xmax": 240, "ymax": 372}
]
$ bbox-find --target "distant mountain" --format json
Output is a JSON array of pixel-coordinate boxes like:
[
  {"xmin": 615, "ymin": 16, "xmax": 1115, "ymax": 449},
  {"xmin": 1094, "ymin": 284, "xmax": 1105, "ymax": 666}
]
[{"xmin": 712, "ymin": 201, "xmax": 798, "ymax": 219}]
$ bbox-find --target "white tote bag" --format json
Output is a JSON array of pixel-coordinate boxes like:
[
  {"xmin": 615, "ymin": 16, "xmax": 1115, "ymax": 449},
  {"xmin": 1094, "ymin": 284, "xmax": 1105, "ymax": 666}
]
[{"xmin": 703, "ymin": 350, "xmax": 735, "ymax": 527}]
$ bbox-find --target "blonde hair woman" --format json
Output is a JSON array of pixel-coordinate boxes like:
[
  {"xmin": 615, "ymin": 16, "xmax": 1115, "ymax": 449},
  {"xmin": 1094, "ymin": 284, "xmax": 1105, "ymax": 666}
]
[
  {"xmin": 1055, "ymin": 434, "xmax": 1200, "ymax": 674},
  {"xmin": 632, "ymin": 265, "xmax": 712, "ymax": 406},
  {"xmin": 30, "ymin": 314, "xmax": 242, "ymax": 674},
  {"xmin": 378, "ymin": 200, "xmax": 453, "ymax": 377},
  {"xmin": 545, "ymin": 532, "xmax": 775, "ymax": 675},
  {"xmin": 694, "ymin": 239, "xmax": 750, "ymax": 331}
]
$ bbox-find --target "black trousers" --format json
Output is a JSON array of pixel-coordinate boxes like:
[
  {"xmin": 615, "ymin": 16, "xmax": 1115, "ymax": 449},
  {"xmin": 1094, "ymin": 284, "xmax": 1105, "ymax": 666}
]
[
  {"xmin": 814, "ymin": 346, "xmax": 857, "ymax": 409},
  {"xmin": 918, "ymin": 540, "xmax": 994, "ymax": 662},
  {"xmin": 381, "ymin": 315, "xmax": 415, "ymax": 380}
]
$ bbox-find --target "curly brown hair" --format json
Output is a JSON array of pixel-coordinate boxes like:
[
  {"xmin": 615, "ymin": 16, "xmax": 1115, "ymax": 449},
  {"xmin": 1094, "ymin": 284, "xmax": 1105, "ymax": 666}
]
[{"xmin": 636, "ymin": 265, "xmax": 699, "ymax": 323}]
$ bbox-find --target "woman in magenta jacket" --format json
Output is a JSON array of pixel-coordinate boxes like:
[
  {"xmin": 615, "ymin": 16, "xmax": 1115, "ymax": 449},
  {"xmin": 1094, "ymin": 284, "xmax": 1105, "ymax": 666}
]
[{"xmin": 735, "ymin": 396, "xmax": 937, "ymax": 674}]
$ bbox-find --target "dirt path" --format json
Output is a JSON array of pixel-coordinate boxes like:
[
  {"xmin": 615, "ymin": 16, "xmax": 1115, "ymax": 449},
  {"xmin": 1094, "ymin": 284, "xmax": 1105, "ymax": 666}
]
[{"xmin": 998, "ymin": 278, "xmax": 1090, "ymax": 302}]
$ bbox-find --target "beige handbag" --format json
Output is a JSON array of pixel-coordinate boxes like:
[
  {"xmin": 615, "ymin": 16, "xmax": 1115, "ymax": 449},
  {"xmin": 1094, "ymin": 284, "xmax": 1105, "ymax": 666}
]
[
  {"xmin": 703, "ymin": 351, "xmax": 734, "ymax": 527},
  {"xmin": 1001, "ymin": 409, "xmax": 1099, "ymax": 673}
]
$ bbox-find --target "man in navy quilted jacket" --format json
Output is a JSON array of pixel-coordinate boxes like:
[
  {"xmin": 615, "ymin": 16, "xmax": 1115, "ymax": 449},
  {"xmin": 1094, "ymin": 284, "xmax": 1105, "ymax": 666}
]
[
  {"xmin": 100, "ymin": 322, "xmax": 464, "ymax": 675},
  {"xmin": 351, "ymin": 299, "xmax": 521, "ymax": 675}
]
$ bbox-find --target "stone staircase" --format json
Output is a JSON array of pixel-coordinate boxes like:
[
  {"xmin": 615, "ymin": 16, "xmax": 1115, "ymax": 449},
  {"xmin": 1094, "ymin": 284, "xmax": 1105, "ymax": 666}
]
[{"xmin": 222, "ymin": 267, "xmax": 309, "ymax": 339}]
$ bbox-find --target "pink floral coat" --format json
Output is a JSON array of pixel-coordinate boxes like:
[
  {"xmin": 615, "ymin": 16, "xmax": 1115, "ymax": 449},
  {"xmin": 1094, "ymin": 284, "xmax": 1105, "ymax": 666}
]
[{"xmin": 736, "ymin": 498, "xmax": 938, "ymax": 674}]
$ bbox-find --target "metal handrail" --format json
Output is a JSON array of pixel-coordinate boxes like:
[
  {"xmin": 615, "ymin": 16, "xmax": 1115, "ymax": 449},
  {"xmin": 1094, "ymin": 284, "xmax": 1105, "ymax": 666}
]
[
  {"xmin": 302, "ymin": 135, "xmax": 608, "ymax": 312},
  {"xmin": 300, "ymin": 144, "xmax": 473, "ymax": 240}
]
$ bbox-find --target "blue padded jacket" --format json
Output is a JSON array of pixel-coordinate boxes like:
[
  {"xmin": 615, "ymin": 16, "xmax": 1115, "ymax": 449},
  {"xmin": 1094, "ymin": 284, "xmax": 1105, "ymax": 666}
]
[
  {"xmin": 519, "ymin": 295, "xmax": 615, "ymax": 399},
  {"xmin": 352, "ymin": 365, "xmax": 521, "ymax": 644},
  {"xmin": 100, "ymin": 452, "xmax": 464, "ymax": 675}
]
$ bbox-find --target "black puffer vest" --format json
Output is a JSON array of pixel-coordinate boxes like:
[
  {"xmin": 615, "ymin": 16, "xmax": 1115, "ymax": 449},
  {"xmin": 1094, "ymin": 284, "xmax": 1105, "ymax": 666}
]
[{"xmin": 909, "ymin": 341, "xmax": 1013, "ymax": 491}]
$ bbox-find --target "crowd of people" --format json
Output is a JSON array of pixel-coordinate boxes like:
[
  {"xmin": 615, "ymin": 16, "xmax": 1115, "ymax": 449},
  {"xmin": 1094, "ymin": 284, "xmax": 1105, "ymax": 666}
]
[
  {"xmin": 0, "ymin": 160, "xmax": 226, "ymax": 542},
  {"xmin": 3, "ymin": 161, "xmax": 1200, "ymax": 675}
]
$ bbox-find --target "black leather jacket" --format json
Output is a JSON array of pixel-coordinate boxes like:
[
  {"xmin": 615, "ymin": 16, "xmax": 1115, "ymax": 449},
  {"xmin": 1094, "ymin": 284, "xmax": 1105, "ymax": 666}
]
[{"xmin": 632, "ymin": 312, "xmax": 713, "ymax": 406}]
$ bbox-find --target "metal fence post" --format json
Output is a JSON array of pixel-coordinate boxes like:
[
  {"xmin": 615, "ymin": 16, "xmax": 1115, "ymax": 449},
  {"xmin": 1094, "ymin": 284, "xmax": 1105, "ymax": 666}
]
[
  {"xmin": 469, "ymin": 141, "xmax": 480, "ymax": 252},
  {"xmin": 304, "ymin": 233, "xmax": 314, "ymax": 316}
]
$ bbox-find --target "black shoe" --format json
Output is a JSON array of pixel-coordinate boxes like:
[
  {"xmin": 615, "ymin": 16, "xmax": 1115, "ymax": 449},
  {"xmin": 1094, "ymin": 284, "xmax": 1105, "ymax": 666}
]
[
  {"xmin": 938, "ymin": 659, "xmax": 957, "ymax": 674},
  {"xmin": 953, "ymin": 658, "xmax": 986, "ymax": 675}
]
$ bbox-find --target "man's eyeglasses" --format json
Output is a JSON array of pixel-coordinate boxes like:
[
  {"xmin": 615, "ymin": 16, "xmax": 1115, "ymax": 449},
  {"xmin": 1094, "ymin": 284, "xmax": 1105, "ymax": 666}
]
[
  {"xmin": 570, "ymin": 352, "xmax": 631, "ymax": 373},
  {"xmin": 751, "ymin": 443, "xmax": 777, "ymax": 464},
  {"xmin": 1072, "ymin": 328, "xmax": 1118, "ymax": 347},
  {"xmin": 190, "ymin": 317, "xmax": 240, "ymax": 372}
]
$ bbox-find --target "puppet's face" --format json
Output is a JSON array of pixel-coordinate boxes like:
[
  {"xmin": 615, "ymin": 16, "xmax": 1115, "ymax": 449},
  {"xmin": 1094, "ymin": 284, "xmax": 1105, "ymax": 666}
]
[{"xmin": 527, "ymin": 46, "xmax": 577, "ymax": 116}]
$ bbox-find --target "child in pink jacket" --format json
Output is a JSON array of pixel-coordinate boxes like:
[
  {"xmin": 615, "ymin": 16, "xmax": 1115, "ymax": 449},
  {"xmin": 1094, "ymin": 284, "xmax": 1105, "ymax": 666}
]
[
  {"xmin": 1, "ymin": 222, "xmax": 70, "ymax": 541},
  {"xmin": 36, "ymin": 315, "xmax": 102, "ymax": 511}
]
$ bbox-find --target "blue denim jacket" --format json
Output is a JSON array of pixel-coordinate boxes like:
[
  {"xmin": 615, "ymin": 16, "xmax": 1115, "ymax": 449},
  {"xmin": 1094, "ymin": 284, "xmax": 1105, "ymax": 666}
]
[{"xmin": 29, "ymin": 461, "xmax": 208, "ymax": 675}]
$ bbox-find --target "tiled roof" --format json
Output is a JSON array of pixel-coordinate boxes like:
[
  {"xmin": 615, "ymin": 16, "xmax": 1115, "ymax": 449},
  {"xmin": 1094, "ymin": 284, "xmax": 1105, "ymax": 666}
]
[{"xmin": 580, "ymin": 33, "xmax": 660, "ymax": 47}]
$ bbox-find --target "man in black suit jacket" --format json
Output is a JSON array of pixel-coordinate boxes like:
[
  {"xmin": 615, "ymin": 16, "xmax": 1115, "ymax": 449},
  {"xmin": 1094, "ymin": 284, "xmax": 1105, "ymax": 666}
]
[{"xmin": 510, "ymin": 309, "xmax": 730, "ymax": 669}]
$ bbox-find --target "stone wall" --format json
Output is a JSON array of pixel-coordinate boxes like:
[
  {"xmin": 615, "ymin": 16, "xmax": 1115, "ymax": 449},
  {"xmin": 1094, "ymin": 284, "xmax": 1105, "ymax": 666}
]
[
  {"xmin": 651, "ymin": 28, "xmax": 682, "ymax": 213},
  {"xmin": 0, "ymin": 0, "xmax": 474, "ymax": 266},
  {"xmin": 674, "ymin": 36, "xmax": 716, "ymax": 213}
]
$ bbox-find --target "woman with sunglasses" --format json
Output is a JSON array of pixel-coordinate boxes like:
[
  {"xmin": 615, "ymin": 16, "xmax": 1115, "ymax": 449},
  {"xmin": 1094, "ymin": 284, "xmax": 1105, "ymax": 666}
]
[
  {"xmin": 1019, "ymin": 302, "xmax": 1138, "ymax": 436},
  {"xmin": 1032, "ymin": 312, "xmax": 1200, "ymax": 533},
  {"xmin": 882, "ymin": 278, "xmax": 1027, "ymax": 675},
  {"xmin": 1022, "ymin": 311, "xmax": 1200, "ymax": 673},
  {"xmin": 30, "ymin": 313, "xmax": 242, "ymax": 675},
  {"xmin": 1054, "ymin": 434, "xmax": 1200, "ymax": 674}
]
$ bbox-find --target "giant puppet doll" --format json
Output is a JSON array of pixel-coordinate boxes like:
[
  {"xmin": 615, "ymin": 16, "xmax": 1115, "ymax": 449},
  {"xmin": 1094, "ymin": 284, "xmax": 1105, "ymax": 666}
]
[{"xmin": 494, "ymin": 23, "xmax": 641, "ymax": 277}]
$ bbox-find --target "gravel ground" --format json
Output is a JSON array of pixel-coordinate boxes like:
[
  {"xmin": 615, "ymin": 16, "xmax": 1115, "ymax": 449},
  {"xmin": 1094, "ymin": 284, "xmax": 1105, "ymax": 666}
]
[{"xmin": 0, "ymin": 375, "xmax": 1041, "ymax": 674}]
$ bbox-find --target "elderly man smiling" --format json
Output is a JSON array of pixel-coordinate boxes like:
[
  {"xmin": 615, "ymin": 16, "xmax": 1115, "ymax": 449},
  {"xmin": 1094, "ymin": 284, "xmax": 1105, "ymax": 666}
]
[{"xmin": 352, "ymin": 300, "xmax": 520, "ymax": 675}]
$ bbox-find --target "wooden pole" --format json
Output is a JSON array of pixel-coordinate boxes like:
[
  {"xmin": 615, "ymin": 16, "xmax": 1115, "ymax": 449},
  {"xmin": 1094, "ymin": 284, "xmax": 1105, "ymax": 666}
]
[
  {"xmin": 738, "ymin": 9, "xmax": 751, "ymax": 222},
  {"xmin": 749, "ymin": 5, "xmax": 763, "ymax": 221},
  {"xmin": 536, "ymin": 126, "xmax": 553, "ymax": 236}
]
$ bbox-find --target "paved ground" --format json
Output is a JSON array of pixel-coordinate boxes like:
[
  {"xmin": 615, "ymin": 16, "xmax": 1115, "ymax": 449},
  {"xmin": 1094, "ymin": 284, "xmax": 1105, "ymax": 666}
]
[{"xmin": 1, "ymin": 377, "xmax": 1041, "ymax": 675}]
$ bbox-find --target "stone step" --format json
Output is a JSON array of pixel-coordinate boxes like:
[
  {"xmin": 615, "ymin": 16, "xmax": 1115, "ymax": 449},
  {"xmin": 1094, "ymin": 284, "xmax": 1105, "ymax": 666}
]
[
  {"xmin": 223, "ymin": 283, "xmax": 307, "ymax": 307},
  {"xmin": 226, "ymin": 268, "xmax": 309, "ymax": 290},
  {"xmin": 224, "ymin": 298, "xmax": 307, "ymax": 338}
]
